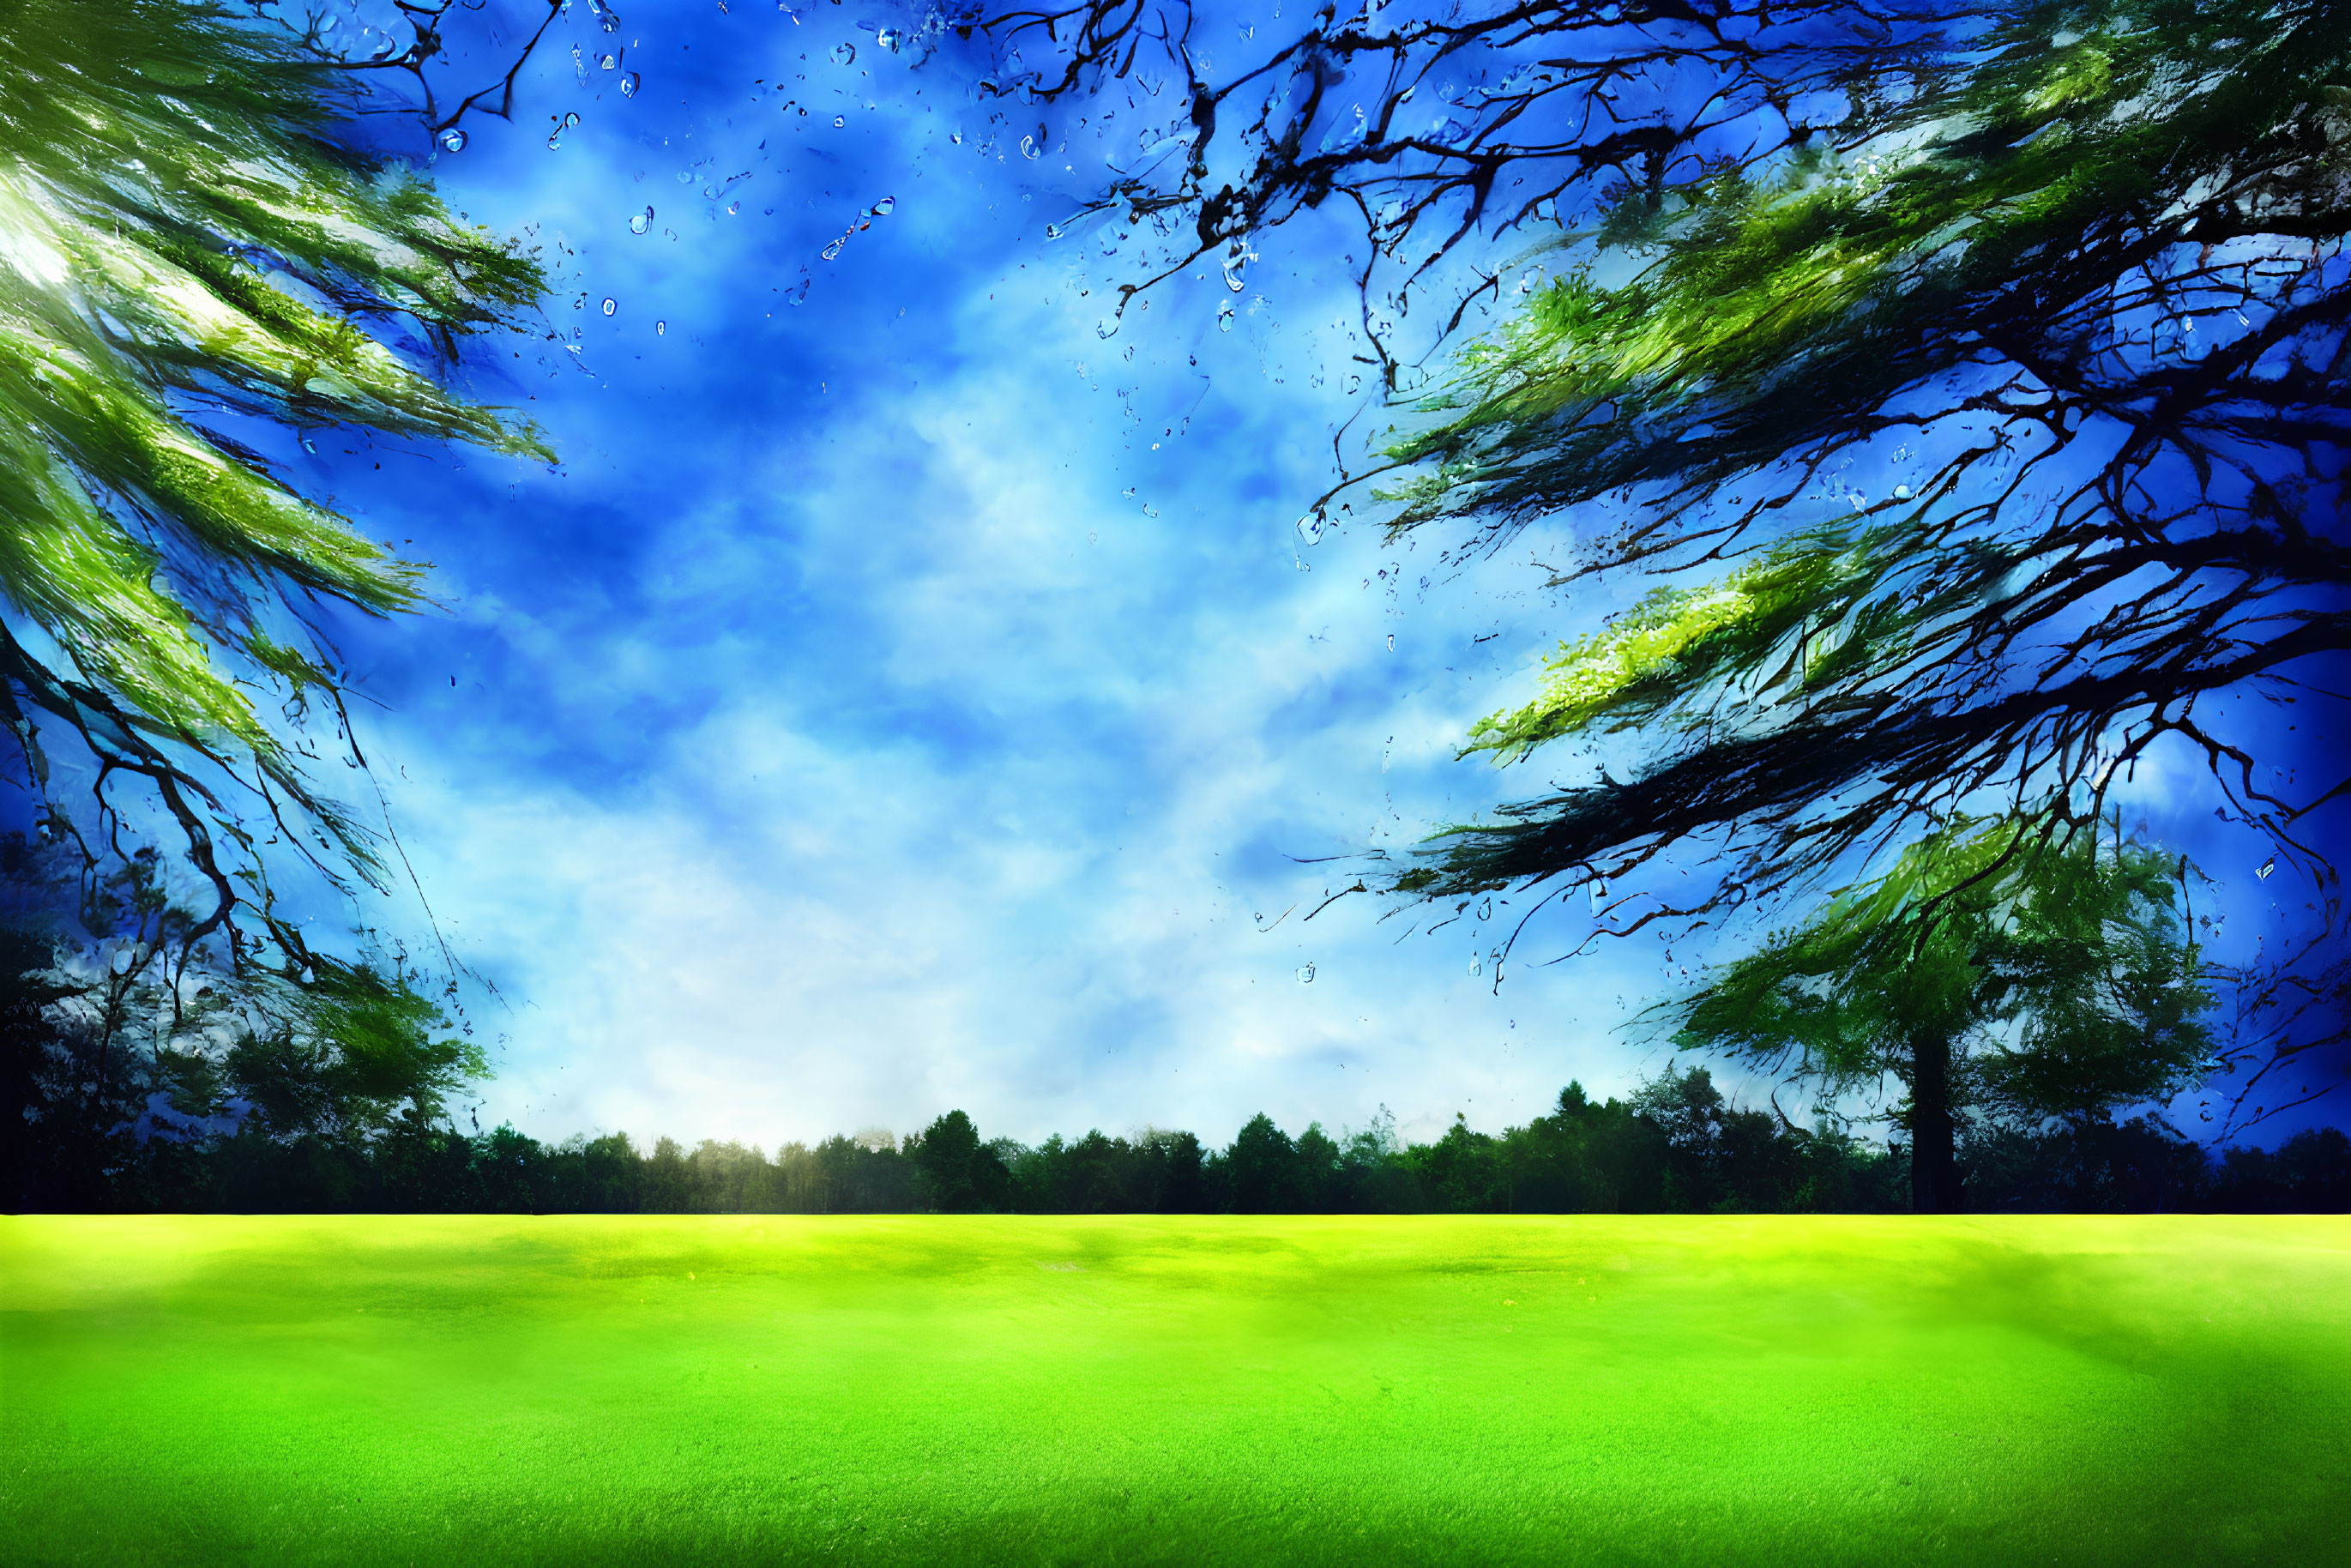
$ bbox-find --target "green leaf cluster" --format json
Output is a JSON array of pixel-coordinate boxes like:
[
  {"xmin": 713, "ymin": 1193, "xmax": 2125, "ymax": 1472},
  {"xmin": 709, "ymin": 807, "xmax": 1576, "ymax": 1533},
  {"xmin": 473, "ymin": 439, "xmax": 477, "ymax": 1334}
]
[
  {"xmin": 1670, "ymin": 817, "xmax": 2216, "ymax": 1133},
  {"xmin": 1461, "ymin": 525, "xmax": 1946, "ymax": 762},
  {"xmin": 0, "ymin": 0, "xmax": 549, "ymax": 891},
  {"xmin": 215, "ymin": 956, "xmax": 487, "ymax": 1139},
  {"xmin": 1380, "ymin": 0, "xmax": 2348, "ymax": 912},
  {"xmin": 1382, "ymin": 2, "xmax": 2330, "ymax": 530}
]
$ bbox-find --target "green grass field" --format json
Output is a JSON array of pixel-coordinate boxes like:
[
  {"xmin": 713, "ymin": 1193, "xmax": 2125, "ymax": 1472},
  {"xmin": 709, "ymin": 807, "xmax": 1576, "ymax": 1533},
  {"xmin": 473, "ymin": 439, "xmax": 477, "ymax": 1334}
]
[{"xmin": 3, "ymin": 1215, "xmax": 2346, "ymax": 1565}]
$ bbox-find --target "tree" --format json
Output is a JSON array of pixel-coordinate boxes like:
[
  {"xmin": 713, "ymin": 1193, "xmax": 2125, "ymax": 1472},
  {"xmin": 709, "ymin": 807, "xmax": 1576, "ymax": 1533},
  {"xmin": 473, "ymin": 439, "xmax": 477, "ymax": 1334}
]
[
  {"xmin": 3, "ymin": 896, "xmax": 486, "ymax": 1209},
  {"xmin": 995, "ymin": 0, "xmax": 2345, "ymax": 885},
  {"xmin": 912, "ymin": 1108, "xmax": 1002, "ymax": 1212},
  {"xmin": 2209, "ymin": 1125, "xmax": 2351, "ymax": 1212},
  {"xmin": 1667, "ymin": 819, "xmax": 2215, "ymax": 1210},
  {"xmin": 1625, "ymin": 1064, "xmax": 1802, "ymax": 1213},
  {"xmin": 1221, "ymin": 1112, "xmax": 1301, "ymax": 1211},
  {"xmin": 1369, "ymin": 1, "xmax": 2349, "ymax": 920},
  {"xmin": 1, "ymin": 0, "xmax": 551, "ymax": 969},
  {"xmin": 217, "ymin": 956, "xmax": 485, "ymax": 1140},
  {"xmin": 980, "ymin": 0, "xmax": 2347, "ymax": 1125},
  {"xmin": 1130, "ymin": 1127, "xmax": 1206, "ymax": 1212}
]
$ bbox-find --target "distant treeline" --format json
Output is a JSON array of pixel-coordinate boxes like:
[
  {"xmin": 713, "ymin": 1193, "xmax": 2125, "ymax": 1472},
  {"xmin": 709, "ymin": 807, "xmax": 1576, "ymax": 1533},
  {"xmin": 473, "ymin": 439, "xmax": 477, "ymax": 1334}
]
[
  {"xmin": 37, "ymin": 1067, "xmax": 2351, "ymax": 1215},
  {"xmin": 10, "ymin": 850, "xmax": 2345, "ymax": 1216}
]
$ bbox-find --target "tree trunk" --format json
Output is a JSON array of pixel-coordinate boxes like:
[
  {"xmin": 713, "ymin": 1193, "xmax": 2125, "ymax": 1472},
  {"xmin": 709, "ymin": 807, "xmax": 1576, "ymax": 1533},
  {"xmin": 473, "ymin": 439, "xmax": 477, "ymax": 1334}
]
[{"xmin": 1910, "ymin": 1031, "xmax": 1961, "ymax": 1214}]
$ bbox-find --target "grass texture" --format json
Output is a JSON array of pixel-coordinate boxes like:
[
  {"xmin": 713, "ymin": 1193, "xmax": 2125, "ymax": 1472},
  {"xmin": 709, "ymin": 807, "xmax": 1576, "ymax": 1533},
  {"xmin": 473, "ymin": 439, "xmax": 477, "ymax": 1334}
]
[{"xmin": 3, "ymin": 1214, "xmax": 2346, "ymax": 1565}]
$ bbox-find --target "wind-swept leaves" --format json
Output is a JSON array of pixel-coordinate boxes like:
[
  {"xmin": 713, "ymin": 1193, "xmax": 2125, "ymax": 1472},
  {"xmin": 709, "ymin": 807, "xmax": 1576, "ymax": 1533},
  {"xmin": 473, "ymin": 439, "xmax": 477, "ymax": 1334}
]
[{"xmin": 0, "ymin": 0, "xmax": 550, "ymax": 943}]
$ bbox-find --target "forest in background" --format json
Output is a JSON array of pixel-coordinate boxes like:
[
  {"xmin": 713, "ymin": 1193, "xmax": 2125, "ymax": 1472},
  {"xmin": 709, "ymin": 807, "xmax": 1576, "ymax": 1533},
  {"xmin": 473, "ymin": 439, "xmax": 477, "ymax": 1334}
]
[
  {"xmin": 18, "ymin": 1068, "xmax": 2348, "ymax": 1217},
  {"xmin": 15, "ymin": 823, "xmax": 2342, "ymax": 1216}
]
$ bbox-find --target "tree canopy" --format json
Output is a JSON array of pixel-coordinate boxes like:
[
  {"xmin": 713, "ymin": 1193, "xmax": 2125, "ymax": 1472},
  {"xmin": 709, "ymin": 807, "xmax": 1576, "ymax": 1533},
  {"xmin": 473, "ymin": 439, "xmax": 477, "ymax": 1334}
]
[
  {"xmin": 0, "ymin": 0, "xmax": 550, "ymax": 967},
  {"xmin": 1666, "ymin": 817, "xmax": 2215, "ymax": 1209},
  {"xmin": 2, "ymin": 832, "xmax": 484, "ymax": 1209},
  {"xmin": 980, "ymin": 0, "xmax": 2346, "ymax": 1125},
  {"xmin": 1366, "ymin": 0, "xmax": 2349, "ymax": 918}
]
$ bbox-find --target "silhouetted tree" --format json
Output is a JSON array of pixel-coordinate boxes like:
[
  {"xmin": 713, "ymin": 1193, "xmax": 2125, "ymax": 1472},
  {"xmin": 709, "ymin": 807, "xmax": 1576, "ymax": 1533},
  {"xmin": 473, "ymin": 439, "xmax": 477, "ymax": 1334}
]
[
  {"xmin": 1223, "ymin": 1113, "xmax": 1301, "ymax": 1212},
  {"xmin": 1667, "ymin": 820, "xmax": 2215, "ymax": 1210},
  {"xmin": 912, "ymin": 1109, "xmax": 989, "ymax": 1211},
  {"xmin": 981, "ymin": 0, "xmax": 2349, "ymax": 1125}
]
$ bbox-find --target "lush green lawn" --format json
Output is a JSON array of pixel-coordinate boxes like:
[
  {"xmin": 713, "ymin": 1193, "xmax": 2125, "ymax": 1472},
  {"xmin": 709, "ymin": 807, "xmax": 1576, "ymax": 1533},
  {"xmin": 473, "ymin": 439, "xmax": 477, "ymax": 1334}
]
[{"xmin": 3, "ymin": 1215, "xmax": 2345, "ymax": 1565}]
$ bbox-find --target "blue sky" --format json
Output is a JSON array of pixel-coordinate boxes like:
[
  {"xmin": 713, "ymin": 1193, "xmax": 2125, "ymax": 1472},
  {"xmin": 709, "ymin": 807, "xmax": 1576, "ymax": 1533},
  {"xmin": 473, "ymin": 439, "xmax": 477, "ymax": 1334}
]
[
  {"xmin": 286, "ymin": 0, "xmax": 1659, "ymax": 1153},
  {"xmin": 216, "ymin": 0, "xmax": 2346, "ymax": 1154}
]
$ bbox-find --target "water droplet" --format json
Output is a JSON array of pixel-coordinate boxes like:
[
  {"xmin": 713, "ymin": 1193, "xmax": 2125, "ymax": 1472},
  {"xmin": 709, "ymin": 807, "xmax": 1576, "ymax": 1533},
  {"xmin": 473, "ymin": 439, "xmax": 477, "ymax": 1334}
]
[
  {"xmin": 437, "ymin": 127, "xmax": 468, "ymax": 154},
  {"xmin": 727, "ymin": 200, "xmax": 740, "ymax": 215},
  {"xmin": 1221, "ymin": 238, "xmax": 1250, "ymax": 292},
  {"xmin": 1045, "ymin": 223, "xmax": 1064, "ymax": 240},
  {"xmin": 564, "ymin": 112, "xmax": 582, "ymax": 130},
  {"xmin": 1479, "ymin": 898, "xmax": 1493, "ymax": 920},
  {"xmin": 317, "ymin": 13, "xmax": 337, "ymax": 33},
  {"xmin": 600, "ymin": 53, "xmax": 617, "ymax": 69},
  {"xmin": 546, "ymin": 134, "xmax": 564, "ymax": 150},
  {"xmin": 656, "ymin": 320, "xmax": 666, "ymax": 335},
  {"xmin": 298, "ymin": 434, "xmax": 317, "ymax": 454},
  {"xmin": 601, "ymin": 12, "xmax": 621, "ymax": 33},
  {"xmin": 1386, "ymin": 633, "xmax": 1396, "ymax": 651},
  {"xmin": 1893, "ymin": 483, "xmax": 1911, "ymax": 500},
  {"xmin": 834, "ymin": 115, "xmax": 846, "ymax": 128},
  {"xmin": 1021, "ymin": 135, "xmax": 1040, "ymax": 159},
  {"xmin": 822, "ymin": 240, "xmax": 843, "ymax": 260},
  {"xmin": 1095, "ymin": 317, "xmax": 1118, "ymax": 339},
  {"xmin": 831, "ymin": 41, "xmax": 856, "ymax": 64},
  {"xmin": 872, "ymin": 196, "xmax": 895, "ymax": 215},
  {"xmin": 620, "ymin": 71, "xmax": 641, "ymax": 96},
  {"xmin": 1296, "ymin": 514, "xmax": 1324, "ymax": 546},
  {"xmin": 1217, "ymin": 300, "xmax": 1235, "ymax": 331},
  {"xmin": 629, "ymin": 207, "xmax": 653, "ymax": 234},
  {"xmin": 1297, "ymin": 964, "xmax": 1316, "ymax": 984},
  {"xmin": 2257, "ymin": 856, "xmax": 2276, "ymax": 880},
  {"xmin": 601, "ymin": 298, "xmax": 617, "ymax": 316},
  {"xmin": 877, "ymin": 26, "xmax": 901, "ymax": 50}
]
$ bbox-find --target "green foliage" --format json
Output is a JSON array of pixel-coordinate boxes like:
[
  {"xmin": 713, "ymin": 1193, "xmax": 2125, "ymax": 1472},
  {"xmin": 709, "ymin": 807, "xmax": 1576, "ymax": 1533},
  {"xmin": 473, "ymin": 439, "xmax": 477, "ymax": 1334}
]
[
  {"xmin": 1667, "ymin": 815, "xmax": 2217, "ymax": 1209},
  {"xmin": 1461, "ymin": 526, "xmax": 1930, "ymax": 762},
  {"xmin": 1976, "ymin": 838, "xmax": 2221, "ymax": 1126},
  {"xmin": 909, "ymin": 1108, "xmax": 1015, "ymax": 1212},
  {"xmin": 1376, "ymin": 0, "xmax": 2351, "ymax": 920},
  {"xmin": 998, "ymin": 1126, "xmax": 1203, "ymax": 1214},
  {"xmin": 1222, "ymin": 1111, "xmax": 1298, "ymax": 1211},
  {"xmin": 23, "ymin": 1064, "xmax": 2342, "ymax": 1214},
  {"xmin": 0, "ymin": 825, "xmax": 491, "ymax": 1209},
  {"xmin": 1673, "ymin": 820, "xmax": 2213, "ymax": 1114},
  {"xmin": 0, "ymin": 0, "xmax": 549, "ymax": 911},
  {"xmin": 1383, "ymin": 2, "xmax": 2338, "ymax": 531},
  {"xmin": 219, "ymin": 956, "xmax": 486, "ymax": 1141}
]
